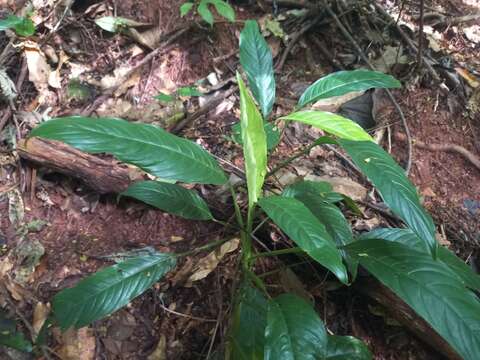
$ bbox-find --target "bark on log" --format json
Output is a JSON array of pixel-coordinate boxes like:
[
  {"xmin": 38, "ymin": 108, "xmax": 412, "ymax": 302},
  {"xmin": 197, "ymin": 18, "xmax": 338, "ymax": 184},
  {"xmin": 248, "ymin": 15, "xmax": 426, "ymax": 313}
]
[
  {"xmin": 357, "ymin": 277, "xmax": 462, "ymax": 360},
  {"xmin": 17, "ymin": 137, "xmax": 141, "ymax": 194}
]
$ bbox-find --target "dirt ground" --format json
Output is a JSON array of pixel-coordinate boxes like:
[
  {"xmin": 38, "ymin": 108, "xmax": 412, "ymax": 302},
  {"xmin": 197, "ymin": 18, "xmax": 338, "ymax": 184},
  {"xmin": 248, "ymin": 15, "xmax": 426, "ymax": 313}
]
[{"xmin": 1, "ymin": 0, "xmax": 479, "ymax": 359}]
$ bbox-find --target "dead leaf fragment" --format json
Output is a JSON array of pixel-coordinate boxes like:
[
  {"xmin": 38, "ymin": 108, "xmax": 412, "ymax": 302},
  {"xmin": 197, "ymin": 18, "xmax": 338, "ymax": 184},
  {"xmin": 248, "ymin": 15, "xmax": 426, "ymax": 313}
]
[
  {"xmin": 305, "ymin": 175, "xmax": 367, "ymax": 201},
  {"xmin": 24, "ymin": 41, "xmax": 51, "ymax": 92},
  {"xmin": 33, "ymin": 302, "xmax": 50, "ymax": 340},
  {"xmin": 148, "ymin": 335, "xmax": 167, "ymax": 360},
  {"xmin": 57, "ymin": 327, "xmax": 96, "ymax": 360}
]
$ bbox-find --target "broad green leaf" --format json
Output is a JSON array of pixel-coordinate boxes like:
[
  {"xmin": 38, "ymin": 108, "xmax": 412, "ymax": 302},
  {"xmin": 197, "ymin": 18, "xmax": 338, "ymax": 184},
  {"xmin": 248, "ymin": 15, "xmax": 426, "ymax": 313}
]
[
  {"xmin": 0, "ymin": 15, "xmax": 35, "ymax": 36},
  {"xmin": 298, "ymin": 70, "xmax": 401, "ymax": 108},
  {"xmin": 53, "ymin": 252, "xmax": 176, "ymax": 329},
  {"xmin": 30, "ymin": 117, "xmax": 227, "ymax": 185},
  {"xmin": 95, "ymin": 16, "xmax": 146, "ymax": 33},
  {"xmin": 326, "ymin": 336, "xmax": 372, "ymax": 360},
  {"xmin": 227, "ymin": 284, "xmax": 267, "ymax": 360},
  {"xmin": 121, "ymin": 181, "xmax": 212, "ymax": 220},
  {"xmin": 232, "ymin": 121, "xmax": 280, "ymax": 151},
  {"xmin": 239, "ymin": 20, "xmax": 275, "ymax": 118},
  {"xmin": 154, "ymin": 92, "xmax": 175, "ymax": 102},
  {"xmin": 210, "ymin": 0, "xmax": 235, "ymax": 22},
  {"xmin": 198, "ymin": 0, "xmax": 214, "ymax": 25},
  {"xmin": 359, "ymin": 228, "xmax": 480, "ymax": 291},
  {"xmin": 338, "ymin": 139, "xmax": 437, "ymax": 256},
  {"xmin": 177, "ymin": 86, "xmax": 202, "ymax": 97},
  {"xmin": 259, "ymin": 196, "xmax": 348, "ymax": 284},
  {"xmin": 0, "ymin": 311, "xmax": 32, "ymax": 352},
  {"xmin": 237, "ymin": 73, "xmax": 267, "ymax": 208},
  {"xmin": 281, "ymin": 111, "xmax": 373, "ymax": 141},
  {"xmin": 180, "ymin": 2, "xmax": 194, "ymax": 17},
  {"xmin": 265, "ymin": 294, "xmax": 327, "ymax": 359},
  {"xmin": 0, "ymin": 15, "xmax": 22, "ymax": 30},
  {"xmin": 345, "ymin": 239, "xmax": 480, "ymax": 360},
  {"xmin": 283, "ymin": 180, "xmax": 344, "ymax": 204}
]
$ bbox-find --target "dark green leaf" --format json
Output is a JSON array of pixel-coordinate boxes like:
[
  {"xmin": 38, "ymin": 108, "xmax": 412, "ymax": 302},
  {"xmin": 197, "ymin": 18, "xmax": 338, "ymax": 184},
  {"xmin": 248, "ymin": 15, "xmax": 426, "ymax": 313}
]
[
  {"xmin": 298, "ymin": 70, "xmax": 401, "ymax": 108},
  {"xmin": 265, "ymin": 293, "xmax": 327, "ymax": 359},
  {"xmin": 53, "ymin": 252, "xmax": 176, "ymax": 329},
  {"xmin": 239, "ymin": 20, "xmax": 275, "ymax": 118},
  {"xmin": 30, "ymin": 117, "xmax": 227, "ymax": 185},
  {"xmin": 177, "ymin": 86, "xmax": 202, "ymax": 97},
  {"xmin": 338, "ymin": 139, "xmax": 437, "ymax": 255},
  {"xmin": 227, "ymin": 284, "xmax": 267, "ymax": 360},
  {"xmin": 259, "ymin": 196, "xmax": 348, "ymax": 284},
  {"xmin": 326, "ymin": 336, "xmax": 372, "ymax": 360},
  {"xmin": 121, "ymin": 181, "xmax": 212, "ymax": 220},
  {"xmin": 237, "ymin": 73, "xmax": 267, "ymax": 208},
  {"xmin": 283, "ymin": 180, "xmax": 343, "ymax": 204},
  {"xmin": 154, "ymin": 92, "xmax": 175, "ymax": 102},
  {"xmin": 210, "ymin": 0, "xmax": 235, "ymax": 22},
  {"xmin": 359, "ymin": 228, "xmax": 480, "ymax": 291},
  {"xmin": 281, "ymin": 111, "xmax": 373, "ymax": 141},
  {"xmin": 0, "ymin": 311, "xmax": 32, "ymax": 352},
  {"xmin": 345, "ymin": 239, "xmax": 480, "ymax": 360},
  {"xmin": 198, "ymin": 0, "xmax": 214, "ymax": 25},
  {"xmin": 180, "ymin": 2, "xmax": 195, "ymax": 17},
  {"xmin": 232, "ymin": 121, "xmax": 280, "ymax": 151}
]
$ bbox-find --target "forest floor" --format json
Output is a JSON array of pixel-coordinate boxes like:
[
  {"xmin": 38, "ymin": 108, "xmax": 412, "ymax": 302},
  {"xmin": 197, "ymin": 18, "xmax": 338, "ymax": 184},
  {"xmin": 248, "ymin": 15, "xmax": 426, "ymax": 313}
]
[{"xmin": 0, "ymin": 0, "xmax": 479, "ymax": 359}]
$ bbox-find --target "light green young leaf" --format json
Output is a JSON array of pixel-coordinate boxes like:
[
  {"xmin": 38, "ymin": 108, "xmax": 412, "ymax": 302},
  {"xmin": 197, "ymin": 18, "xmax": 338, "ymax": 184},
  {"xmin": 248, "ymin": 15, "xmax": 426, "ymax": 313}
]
[
  {"xmin": 121, "ymin": 181, "xmax": 213, "ymax": 220},
  {"xmin": 198, "ymin": 0, "xmax": 214, "ymax": 25},
  {"xmin": 232, "ymin": 121, "xmax": 280, "ymax": 151},
  {"xmin": 210, "ymin": 0, "xmax": 235, "ymax": 22},
  {"xmin": 337, "ymin": 139, "xmax": 437, "ymax": 256},
  {"xmin": 180, "ymin": 2, "xmax": 195, "ymax": 17},
  {"xmin": 154, "ymin": 92, "xmax": 175, "ymax": 102},
  {"xmin": 265, "ymin": 294, "xmax": 327, "ymax": 359},
  {"xmin": 0, "ymin": 15, "xmax": 35, "ymax": 36},
  {"xmin": 239, "ymin": 20, "xmax": 276, "ymax": 118},
  {"xmin": 298, "ymin": 70, "xmax": 401, "ymax": 108},
  {"xmin": 227, "ymin": 284, "xmax": 267, "ymax": 360},
  {"xmin": 359, "ymin": 228, "xmax": 480, "ymax": 291},
  {"xmin": 30, "ymin": 117, "xmax": 227, "ymax": 185},
  {"xmin": 281, "ymin": 111, "xmax": 373, "ymax": 141},
  {"xmin": 177, "ymin": 86, "xmax": 202, "ymax": 97},
  {"xmin": 259, "ymin": 196, "xmax": 348, "ymax": 284},
  {"xmin": 345, "ymin": 239, "xmax": 480, "ymax": 360},
  {"xmin": 95, "ymin": 16, "xmax": 146, "ymax": 33},
  {"xmin": 237, "ymin": 73, "xmax": 267, "ymax": 208},
  {"xmin": 53, "ymin": 252, "xmax": 176, "ymax": 329}
]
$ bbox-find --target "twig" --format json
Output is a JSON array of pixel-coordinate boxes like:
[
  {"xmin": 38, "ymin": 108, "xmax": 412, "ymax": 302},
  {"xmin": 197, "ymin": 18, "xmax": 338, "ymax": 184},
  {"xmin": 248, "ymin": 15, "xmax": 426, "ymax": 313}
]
[
  {"xmin": 417, "ymin": 0, "xmax": 425, "ymax": 70},
  {"xmin": 322, "ymin": 0, "xmax": 413, "ymax": 174},
  {"xmin": 158, "ymin": 302, "xmax": 217, "ymax": 323},
  {"xmin": 395, "ymin": 133, "xmax": 480, "ymax": 171}
]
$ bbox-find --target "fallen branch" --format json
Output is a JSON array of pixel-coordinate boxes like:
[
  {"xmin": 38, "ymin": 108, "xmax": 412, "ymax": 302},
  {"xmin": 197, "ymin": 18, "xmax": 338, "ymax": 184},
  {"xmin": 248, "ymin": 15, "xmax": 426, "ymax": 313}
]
[{"xmin": 395, "ymin": 133, "xmax": 480, "ymax": 171}]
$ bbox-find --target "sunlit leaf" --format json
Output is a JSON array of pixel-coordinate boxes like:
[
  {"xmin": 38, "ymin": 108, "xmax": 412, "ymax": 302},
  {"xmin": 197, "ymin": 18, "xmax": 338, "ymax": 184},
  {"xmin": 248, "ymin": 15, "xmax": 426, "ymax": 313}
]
[
  {"xmin": 198, "ymin": 0, "xmax": 214, "ymax": 25},
  {"xmin": 180, "ymin": 2, "xmax": 195, "ymax": 17},
  {"xmin": 232, "ymin": 121, "xmax": 280, "ymax": 151}
]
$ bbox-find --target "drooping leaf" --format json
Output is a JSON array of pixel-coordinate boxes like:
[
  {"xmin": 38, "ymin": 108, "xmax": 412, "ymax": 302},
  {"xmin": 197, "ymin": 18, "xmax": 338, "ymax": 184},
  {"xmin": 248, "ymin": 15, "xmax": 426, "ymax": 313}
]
[
  {"xmin": 283, "ymin": 180, "xmax": 344, "ymax": 204},
  {"xmin": 95, "ymin": 16, "xmax": 146, "ymax": 33},
  {"xmin": 338, "ymin": 139, "xmax": 437, "ymax": 256},
  {"xmin": 326, "ymin": 336, "xmax": 372, "ymax": 360},
  {"xmin": 198, "ymin": 0, "xmax": 214, "ymax": 25},
  {"xmin": 0, "ymin": 15, "xmax": 35, "ymax": 36},
  {"xmin": 298, "ymin": 70, "xmax": 401, "ymax": 108},
  {"xmin": 232, "ymin": 121, "xmax": 280, "ymax": 151},
  {"xmin": 180, "ymin": 2, "xmax": 195, "ymax": 17},
  {"xmin": 0, "ymin": 311, "xmax": 32, "ymax": 352},
  {"xmin": 259, "ymin": 196, "xmax": 348, "ymax": 284},
  {"xmin": 237, "ymin": 73, "xmax": 267, "ymax": 208},
  {"xmin": 265, "ymin": 294, "xmax": 327, "ymax": 359},
  {"xmin": 154, "ymin": 92, "xmax": 175, "ymax": 102},
  {"xmin": 345, "ymin": 239, "xmax": 480, "ymax": 360},
  {"xmin": 177, "ymin": 86, "xmax": 202, "ymax": 97},
  {"xmin": 227, "ymin": 284, "xmax": 267, "ymax": 360},
  {"xmin": 239, "ymin": 20, "xmax": 275, "ymax": 118},
  {"xmin": 359, "ymin": 228, "xmax": 480, "ymax": 291},
  {"xmin": 121, "ymin": 181, "xmax": 213, "ymax": 220},
  {"xmin": 30, "ymin": 117, "xmax": 227, "ymax": 185},
  {"xmin": 210, "ymin": 0, "xmax": 235, "ymax": 22},
  {"xmin": 53, "ymin": 252, "xmax": 176, "ymax": 329},
  {"xmin": 281, "ymin": 111, "xmax": 373, "ymax": 141}
]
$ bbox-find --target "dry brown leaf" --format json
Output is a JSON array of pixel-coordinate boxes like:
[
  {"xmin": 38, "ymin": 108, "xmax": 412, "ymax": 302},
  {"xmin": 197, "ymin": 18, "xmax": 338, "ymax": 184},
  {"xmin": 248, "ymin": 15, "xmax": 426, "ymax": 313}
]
[
  {"xmin": 23, "ymin": 41, "xmax": 51, "ymax": 92},
  {"xmin": 186, "ymin": 238, "xmax": 240, "ymax": 286},
  {"xmin": 147, "ymin": 335, "xmax": 167, "ymax": 360},
  {"xmin": 33, "ymin": 302, "xmax": 50, "ymax": 340},
  {"xmin": 57, "ymin": 327, "xmax": 96, "ymax": 360},
  {"xmin": 305, "ymin": 175, "xmax": 367, "ymax": 201}
]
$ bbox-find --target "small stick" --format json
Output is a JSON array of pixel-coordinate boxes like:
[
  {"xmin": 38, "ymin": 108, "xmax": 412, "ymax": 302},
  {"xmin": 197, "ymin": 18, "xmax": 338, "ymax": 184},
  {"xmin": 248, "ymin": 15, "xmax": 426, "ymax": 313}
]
[{"xmin": 416, "ymin": 0, "xmax": 425, "ymax": 70}]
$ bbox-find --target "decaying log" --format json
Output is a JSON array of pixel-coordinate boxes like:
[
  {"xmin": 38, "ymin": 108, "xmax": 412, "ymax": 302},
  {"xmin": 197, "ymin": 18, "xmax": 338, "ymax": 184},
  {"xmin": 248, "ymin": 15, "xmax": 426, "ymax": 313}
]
[
  {"xmin": 17, "ymin": 137, "xmax": 141, "ymax": 194},
  {"xmin": 357, "ymin": 278, "xmax": 462, "ymax": 360}
]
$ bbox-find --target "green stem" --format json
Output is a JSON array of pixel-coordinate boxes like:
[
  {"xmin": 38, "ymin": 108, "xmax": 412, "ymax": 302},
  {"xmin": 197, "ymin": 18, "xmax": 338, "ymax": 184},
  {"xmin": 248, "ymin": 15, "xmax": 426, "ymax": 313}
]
[
  {"xmin": 229, "ymin": 183, "xmax": 244, "ymax": 229},
  {"xmin": 252, "ymin": 247, "xmax": 304, "ymax": 259}
]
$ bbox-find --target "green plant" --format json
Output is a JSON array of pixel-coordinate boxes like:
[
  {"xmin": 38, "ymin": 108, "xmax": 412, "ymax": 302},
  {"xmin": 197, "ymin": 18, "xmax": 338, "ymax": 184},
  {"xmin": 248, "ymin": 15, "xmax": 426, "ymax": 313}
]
[
  {"xmin": 0, "ymin": 14, "xmax": 35, "ymax": 37},
  {"xmin": 180, "ymin": 0, "xmax": 235, "ymax": 26},
  {"xmin": 154, "ymin": 85, "xmax": 202, "ymax": 102},
  {"xmin": 25, "ymin": 19, "xmax": 480, "ymax": 359}
]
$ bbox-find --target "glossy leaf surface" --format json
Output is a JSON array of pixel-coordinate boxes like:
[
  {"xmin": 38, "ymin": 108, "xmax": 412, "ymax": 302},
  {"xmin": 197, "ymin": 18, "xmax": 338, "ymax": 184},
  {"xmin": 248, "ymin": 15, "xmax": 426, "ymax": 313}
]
[
  {"xmin": 265, "ymin": 294, "xmax": 327, "ymax": 359},
  {"xmin": 259, "ymin": 196, "xmax": 348, "ymax": 284},
  {"xmin": 326, "ymin": 336, "xmax": 372, "ymax": 360},
  {"xmin": 228, "ymin": 284, "xmax": 267, "ymax": 360},
  {"xmin": 338, "ymin": 139, "xmax": 437, "ymax": 255},
  {"xmin": 30, "ymin": 117, "xmax": 227, "ymax": 185},
  {"xmin": 298, "ymin": 70, "xmax": 401, "ymax": 108},
  {"xmin": 359, "ymin": 228, "xmax": 480, "ymax": 291},
  {"xmin": 53, "ymin": 252, "xmax": 176, "ymax": 329},
  {"xmin": 239, "ymin": 20, "xmax": 275, "ymax": 118},
  {"xmin": 281, "ymin": 111, "xmax": 373, "ymax": 141},
  {"xmin": 121, "ymin": 181, "xmax": 212, "ymax": 220},
  {"xmin": 283, "ymin": 180, "xmax": 344, "ymax": 204},
  {"xmin": 346, "ymin": 239, "xmax": 480, "ymax": 360},
  {"xmin": 237, "ymin": 73, "xmax": 267, "ymax": 207}
]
